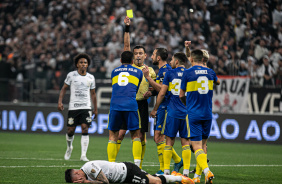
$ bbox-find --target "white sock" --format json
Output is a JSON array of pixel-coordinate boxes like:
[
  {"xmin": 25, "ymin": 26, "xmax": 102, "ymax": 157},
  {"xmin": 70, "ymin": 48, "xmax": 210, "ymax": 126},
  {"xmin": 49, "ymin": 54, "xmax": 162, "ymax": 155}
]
[
  {"xmin": 66, "ymin": 134, "xmax": 74, "ymax": 148},
  {"xmin": 163, "ymin": 175, "xmax": 182, "ymax": 183},
  {"xmin": 194, "ymin": 173, "xmax": 201, "ymax": 179},
  {"xmin": 134, "ymin": 159, "xmax": 141, "ymax": 167},
  {"xmin": 203, "ymin": 168, "xmax": 210, "ymax": 176},
  {"xmin": 183, "ymin": 169, "xmax": 189, "ymax": 176},
  {"xmin": 164, "ymin": 169, "xmax": 170, "ymax": 175},
  {"xmin": 81, "ymin": 135, "xmax": 89, "ymax": 157}
]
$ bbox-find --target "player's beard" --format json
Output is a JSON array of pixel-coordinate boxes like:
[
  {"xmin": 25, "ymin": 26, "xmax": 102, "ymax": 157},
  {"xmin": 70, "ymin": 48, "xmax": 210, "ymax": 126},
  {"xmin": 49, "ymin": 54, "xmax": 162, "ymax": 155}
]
[{"xmin": 152, "ymin": 58, "xmax": 158, "ymax": 65}]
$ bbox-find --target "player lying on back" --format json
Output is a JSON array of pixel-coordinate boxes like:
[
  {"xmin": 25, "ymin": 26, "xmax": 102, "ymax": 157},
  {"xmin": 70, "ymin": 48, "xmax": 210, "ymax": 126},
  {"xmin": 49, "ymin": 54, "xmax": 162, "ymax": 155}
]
[{"xmin": 65, "ymin": 160, "xmax": 194, "ymax": 184}]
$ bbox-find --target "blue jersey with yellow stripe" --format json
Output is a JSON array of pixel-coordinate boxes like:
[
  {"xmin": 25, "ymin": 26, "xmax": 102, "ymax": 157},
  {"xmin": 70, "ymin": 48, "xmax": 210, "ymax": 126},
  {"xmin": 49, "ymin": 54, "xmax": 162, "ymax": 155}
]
[
  {"xmin": 156, "ymin": 64, "xmax": 171, "ymax": 109},
  {"xmin": 180, "ymin": 65, "xmax": 218, "ymax": 120},
  {"xmin": 110, "ymin": 64, "xmax": 143, "ymax": 111},
  {"xmin": 163, "ymin": 67, "xmax": 187, "ymax": 119}
]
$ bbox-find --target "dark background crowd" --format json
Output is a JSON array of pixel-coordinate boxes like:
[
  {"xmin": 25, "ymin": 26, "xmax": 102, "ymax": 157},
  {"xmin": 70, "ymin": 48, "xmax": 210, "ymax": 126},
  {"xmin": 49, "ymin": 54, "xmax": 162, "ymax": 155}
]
[{"xmin": 1, "ymin": 0, "xmax": 282, "ymax": 101}]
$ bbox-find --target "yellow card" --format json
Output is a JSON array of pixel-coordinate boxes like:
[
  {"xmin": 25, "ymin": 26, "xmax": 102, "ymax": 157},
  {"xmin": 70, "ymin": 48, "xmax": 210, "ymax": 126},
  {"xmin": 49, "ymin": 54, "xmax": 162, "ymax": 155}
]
[{"xmin": 126, "ymin": 9, "xmax": 133, "ymax": 18}]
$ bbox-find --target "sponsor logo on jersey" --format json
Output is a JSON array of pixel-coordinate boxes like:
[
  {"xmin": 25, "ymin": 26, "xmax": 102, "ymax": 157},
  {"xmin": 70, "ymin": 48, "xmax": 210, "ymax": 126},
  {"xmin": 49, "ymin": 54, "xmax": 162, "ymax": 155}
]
[
  {"xmin": 74, "ymin": 103, "xmax": 87, "ymax": 107},
  {"xmin": 91, "ymin": 169, "xmax": 96, "ymax": 173},
  {"xmin": 195, "ymin": 70, "xmax": 207, "ymax": 74},
  {"xmin": 68, "ymin": 118, "xmax": 74, "ymax": 125}
]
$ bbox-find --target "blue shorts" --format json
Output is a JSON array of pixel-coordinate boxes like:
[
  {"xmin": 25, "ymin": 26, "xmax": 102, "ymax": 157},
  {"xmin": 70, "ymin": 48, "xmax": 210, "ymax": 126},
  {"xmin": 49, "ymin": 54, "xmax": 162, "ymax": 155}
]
[
  {"xmin": 163, "ymin": 114, "xmax": 189, "ymax": 138},
  {"xmin": 188, "ymin": 118, "xmax": 212, "ymax": 141},
  {"xmin": 154, "ymin": 109, "xmax": 167, "ymax": 131},
  {"xmin": 108, "ymin": 110, "xmax": 141, "ymax": 131}
]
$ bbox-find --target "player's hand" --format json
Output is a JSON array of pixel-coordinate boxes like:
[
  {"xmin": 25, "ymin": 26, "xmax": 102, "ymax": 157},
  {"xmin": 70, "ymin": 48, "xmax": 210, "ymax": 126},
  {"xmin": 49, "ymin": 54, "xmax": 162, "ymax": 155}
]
[
  {"xmin": 57, "ymin": 103, "xmax": 64, "ymax": 111},
  {"xmin": 150, "ymin": 110, "xmax": 157, "ymax": 118},
  {"xmin": 92, "ymin": 109, "xmax": 98, "ymax": 120},
  {"xmin": 143, "ymin": 91, "xmax": 152, "ymax": 99},
  {"xmin": 124, "ymin": 16, "xmax": 131, "ymax": 26},
  {"xmin": 142, "ymin": 65, "xmax": 149, "ymax": 78},
  {"xmin": 185, "ymin": 41, "xmax": 191, "ymax": 47}
]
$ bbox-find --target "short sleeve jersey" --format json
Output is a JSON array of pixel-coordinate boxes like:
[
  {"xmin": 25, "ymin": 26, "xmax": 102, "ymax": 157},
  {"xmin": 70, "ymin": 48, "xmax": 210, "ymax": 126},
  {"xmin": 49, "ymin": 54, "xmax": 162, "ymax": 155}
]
[
  {"xmin": 110, "ymin": 64, "xmax": 143, "ymax": 111},
  {"xmin": 163, "ymin": 67, "xmax": 187, "ymax": 119},
  {"xmin": 132, "ymin": 64, "xmax": 156, "ymax": 101},
  {"xmin": 180, "ymin": 65, "xmax": 218, "ymax": 120},
  {"xmin": 156, "ymin": 64, "xmax": 171, "ymax": 109},
  {"xmin": 81, "ymin": 161, "xmax": 127, "ymax": 183},
  {"xmin": 64, "ymin": 71, "xmax": 95, "ymax": 110}
]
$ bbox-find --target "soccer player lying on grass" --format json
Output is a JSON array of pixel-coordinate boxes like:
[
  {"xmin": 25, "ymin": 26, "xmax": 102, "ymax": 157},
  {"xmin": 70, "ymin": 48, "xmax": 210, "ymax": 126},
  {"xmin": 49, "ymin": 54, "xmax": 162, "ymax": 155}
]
[{"xmin": 65, "ymin": 160, "xmax": 194, "ymax": 184}]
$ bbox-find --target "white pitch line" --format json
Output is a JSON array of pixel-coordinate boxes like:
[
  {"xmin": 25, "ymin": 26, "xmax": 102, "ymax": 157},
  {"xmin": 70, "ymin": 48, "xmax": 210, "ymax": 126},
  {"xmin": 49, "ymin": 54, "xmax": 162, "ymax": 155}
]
[{"xmin": 1, "ymin": 164, "xmax": 282, "ymax": 168}]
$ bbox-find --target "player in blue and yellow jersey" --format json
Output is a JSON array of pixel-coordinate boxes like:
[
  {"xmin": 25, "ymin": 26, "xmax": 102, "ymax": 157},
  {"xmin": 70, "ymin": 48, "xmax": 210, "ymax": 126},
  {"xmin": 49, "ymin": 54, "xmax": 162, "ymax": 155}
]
[
  {"xmin": 150, "ymin": 52, "xmax": 191, "ymax": 177},
  {"xmin": 142, "ymin": 48, "xmax": 183, "ymax": 174},
  {"xmin": 114, "ymin": 16, "xmax": 156, "ymax": 168},
  {"xmin": 107, "ymin": 50, "xmax": 143, "ymax": 167},
  {"xmin": 180, "ymin": 49, "xmax": 220, "ymax": 184}
]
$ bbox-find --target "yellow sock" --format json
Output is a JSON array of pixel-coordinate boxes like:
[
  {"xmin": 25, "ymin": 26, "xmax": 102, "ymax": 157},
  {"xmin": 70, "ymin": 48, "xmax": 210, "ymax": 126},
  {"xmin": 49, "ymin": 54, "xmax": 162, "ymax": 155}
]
[
  {"xmin": 107, "ymin": 140, "xmax": 117, "ymax": 162},
  {"xmin": 164, "ymin": 145, "xmax": 172, "ymax": 170},
  {"xmin": 140, "ymin": 140, "xmax": 146, "ymax": 169},
  {"xmin": 182, "ymin": 145, "xmax": 191, "ymax": 170},
  {"xmin": 195, "ymin": 149, "xmax": 208, "ymax": 171},
  {"xmin": 172, "ymin": 147, "xmax": 182, "ymax": 163},
  {"xmin": 195, "ymin": 162, "xmax": 202, "ymax": 176},
  {"xmin": 157, "ymin": 141, "xmax": 166, "ymax": 171},
  {"xmin": 116, "ymin": 140, "xmax": 122, "ymax": 155},
  {"xmin": 132, "ymin": 138, "xmax": 142, "ymax": 160}
]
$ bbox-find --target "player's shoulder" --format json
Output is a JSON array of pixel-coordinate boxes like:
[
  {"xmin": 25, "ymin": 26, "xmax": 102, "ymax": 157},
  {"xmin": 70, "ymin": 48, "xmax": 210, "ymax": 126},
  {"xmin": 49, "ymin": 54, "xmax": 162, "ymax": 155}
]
[{"xmin": 86, "ymin": 72, "xmax": 95, "ymax": 79}]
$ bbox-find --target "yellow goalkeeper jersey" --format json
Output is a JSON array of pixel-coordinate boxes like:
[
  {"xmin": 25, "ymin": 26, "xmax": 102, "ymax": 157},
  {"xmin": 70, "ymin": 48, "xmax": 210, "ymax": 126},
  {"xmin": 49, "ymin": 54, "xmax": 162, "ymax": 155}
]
[{"xmin": 132, "ymin": 64, "xmax": 156, "ymax": 100}]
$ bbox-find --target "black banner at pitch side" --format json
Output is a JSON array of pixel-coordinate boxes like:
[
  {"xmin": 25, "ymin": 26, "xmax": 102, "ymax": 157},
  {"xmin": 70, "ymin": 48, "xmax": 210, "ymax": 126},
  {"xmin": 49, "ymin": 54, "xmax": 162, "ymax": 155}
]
[{"xmin": 0, "ymin": 104, "xmax": 281, "ymax": 144}]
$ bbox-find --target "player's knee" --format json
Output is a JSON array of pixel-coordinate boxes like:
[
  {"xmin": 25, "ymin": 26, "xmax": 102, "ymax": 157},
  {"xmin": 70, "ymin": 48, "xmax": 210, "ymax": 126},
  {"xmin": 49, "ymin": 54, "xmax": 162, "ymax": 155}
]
[
  {"xmin": 67, "ymin": 129, "xmax": 75, "ymax": 136},
  {"xmin": 81, "ymin": 127, "xmax": 88, "ymax": 134}
]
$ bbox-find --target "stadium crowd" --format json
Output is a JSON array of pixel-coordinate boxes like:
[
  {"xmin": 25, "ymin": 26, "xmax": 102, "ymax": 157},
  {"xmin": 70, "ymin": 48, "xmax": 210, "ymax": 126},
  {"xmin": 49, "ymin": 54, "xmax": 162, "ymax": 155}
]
[{"xmin": 1, "ymin": 0, "xmax": 282, "ymax": 92}]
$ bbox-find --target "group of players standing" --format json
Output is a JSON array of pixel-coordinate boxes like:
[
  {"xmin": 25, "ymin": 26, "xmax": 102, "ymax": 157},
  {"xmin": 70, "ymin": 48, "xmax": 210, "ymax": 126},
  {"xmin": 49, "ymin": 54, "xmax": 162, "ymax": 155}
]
[{"xmin": 59, "ymin": 16, "xmax": 220, "ymax": 184}]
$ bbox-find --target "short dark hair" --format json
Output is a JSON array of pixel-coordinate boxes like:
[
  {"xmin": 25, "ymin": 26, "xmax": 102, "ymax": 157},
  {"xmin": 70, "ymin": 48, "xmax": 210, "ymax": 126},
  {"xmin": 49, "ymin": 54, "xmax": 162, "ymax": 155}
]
[
  {"xmin": 155, "ymin": 48, "xmax": 168, "ymax": 61},
  {"xmin": 121, "ymin": 51, "xmax": 134, "ymax": 64},
  {"xmin": 74, "ymin": 53, "xmax": 91, "ymax": 67},
  {"xmin": 191, "ymin": 49, "xmax": 204, "ymax": 63},
  {"xmin": 65, "ymin": 169, "xmax": 73, "ymax": 183},
  {"xmin": 133, "ymin": 45, "xmax": 146, "ymax": 53},
  {"xmin": 173, "ymin": 52, "xmax": 188, "ymax": 65}
]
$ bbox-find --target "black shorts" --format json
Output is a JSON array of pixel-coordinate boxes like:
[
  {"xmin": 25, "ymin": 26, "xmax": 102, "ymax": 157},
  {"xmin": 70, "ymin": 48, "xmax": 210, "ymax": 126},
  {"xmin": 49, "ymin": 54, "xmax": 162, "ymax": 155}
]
[
  {"xmin": 67, "ymin": 109, "xmax": 92, "ymax": 127},
  {"xmin": 120, "ymin": 99, "xmax": 149, "ymax": 132},
  {"xmin": 123, "ymin": 162, "xmax": 149, "ymax": 184}
]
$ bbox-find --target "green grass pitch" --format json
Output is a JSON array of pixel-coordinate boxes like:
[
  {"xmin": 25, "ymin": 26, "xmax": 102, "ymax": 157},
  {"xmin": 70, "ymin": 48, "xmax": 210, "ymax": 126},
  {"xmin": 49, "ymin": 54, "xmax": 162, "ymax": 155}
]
[{"xmin": 0, "ymin": 132, "xmax": 281, "ymax": 183}]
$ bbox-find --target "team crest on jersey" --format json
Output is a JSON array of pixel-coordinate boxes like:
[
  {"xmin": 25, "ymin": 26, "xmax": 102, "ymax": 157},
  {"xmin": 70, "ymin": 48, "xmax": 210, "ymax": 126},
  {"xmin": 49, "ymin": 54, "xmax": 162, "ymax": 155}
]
[
  {"xmin": 163, "ymin": 72, "xmax": 166, "ymax": 76},
  {"xmin": 181, "ymin": 68, "xmax": 184, "ymax": 71},
  {"xmin": 68, "ymin": 118, "xmax": 74, "ymax": 125},
  {"xmin": 91, "ymin": 169, "xmax": 96, "ymax": 173},
  {"xmin": 158, "ymin": 125, "xmax": 162, "ymax": 128}
]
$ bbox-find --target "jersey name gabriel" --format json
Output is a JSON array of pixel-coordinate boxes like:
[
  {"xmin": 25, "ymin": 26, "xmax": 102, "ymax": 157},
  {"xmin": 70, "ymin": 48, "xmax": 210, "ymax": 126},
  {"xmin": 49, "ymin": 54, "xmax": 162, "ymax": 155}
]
[
  {"xmin": 156, "ymin": 64, "xmax": 171, "ymax": 109},
  {"xmin": 180, "ymin": 66, "xmax": 218, "ymax": 120},
  {"xmin": 110, "ymin": 64, "xmax": 143, "ymax": 111},
  {"xmin": 64, "ymin": 71, "xmax": 95, "ymax": 110},
  {"xmin": 163, "ymin": 67, "xmax": 187, "ymax": 119},
  {"xmin": 81, "ymin": 161, "xmax": 127, "ymax": 183}
]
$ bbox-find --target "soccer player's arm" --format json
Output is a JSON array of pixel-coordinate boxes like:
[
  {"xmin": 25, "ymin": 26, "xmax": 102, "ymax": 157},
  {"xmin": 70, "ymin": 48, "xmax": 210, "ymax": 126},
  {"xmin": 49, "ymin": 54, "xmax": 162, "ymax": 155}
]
[
  {"xmin": 90, "ymin": 88, "xmax": 98, "ymax": 119},
  {"xmin": 124, "ymin": 16, "xmax": 130, "ymax": 51},
  {"xmin": 77, "ymin": 171, "xmax": 109, "ymax": 184},
  {"xmin": 179, "ymin": 72, "xmax": 187, "ymax": 106},
  {"xmin": 150, "ymin": 72, "xmax": 170, "ymax": 117},
  {"xmin": 142, "ymin": 65, "xmax": 162, "ymax": 92},
  {"xmin": 184, "ymin": 41, "xmax": 191, "ymax": 60},
  {"xmin": 150, "ymin": 84, "xmax": 168, "ymax": 118},
  {"xmin": 214, "ymin": 72, "xmax": 220, "ymax": 85},
  {"xmin": 58, "ymin": 83, "xmax": 69, "ymax": 111}
]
